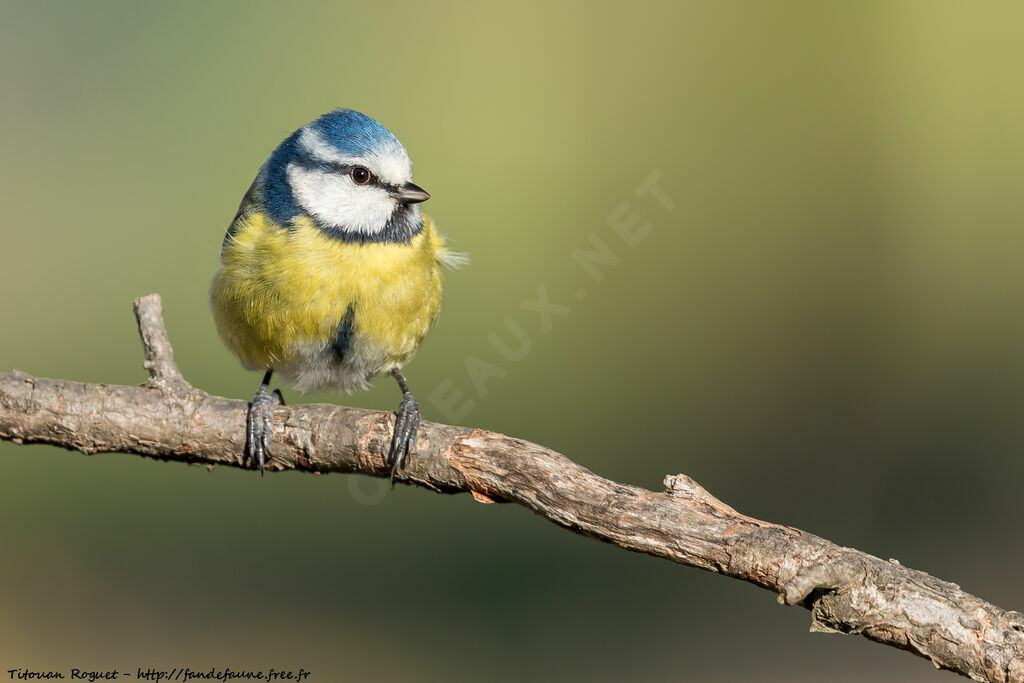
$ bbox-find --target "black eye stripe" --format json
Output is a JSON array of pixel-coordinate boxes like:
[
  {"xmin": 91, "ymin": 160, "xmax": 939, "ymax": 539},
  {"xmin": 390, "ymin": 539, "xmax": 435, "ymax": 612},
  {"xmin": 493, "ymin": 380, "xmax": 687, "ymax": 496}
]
[{"xmin": 294, "ymin": 157, "xmax": 397, "ymax": 191}]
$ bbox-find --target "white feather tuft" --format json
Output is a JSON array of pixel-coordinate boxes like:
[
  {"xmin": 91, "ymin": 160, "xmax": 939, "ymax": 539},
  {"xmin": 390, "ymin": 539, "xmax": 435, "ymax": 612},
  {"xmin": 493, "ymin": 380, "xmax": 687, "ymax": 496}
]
[{"xmin": 439, "ymin": 249, "xmax": 470, "ymax": 270}]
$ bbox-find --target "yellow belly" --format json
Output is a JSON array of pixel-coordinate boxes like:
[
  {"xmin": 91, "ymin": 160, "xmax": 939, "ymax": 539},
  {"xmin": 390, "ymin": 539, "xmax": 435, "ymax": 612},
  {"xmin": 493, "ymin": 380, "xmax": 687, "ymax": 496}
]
[{"xmin": 210, "ymin": 211, "xmax": 445, "ymax": 387}]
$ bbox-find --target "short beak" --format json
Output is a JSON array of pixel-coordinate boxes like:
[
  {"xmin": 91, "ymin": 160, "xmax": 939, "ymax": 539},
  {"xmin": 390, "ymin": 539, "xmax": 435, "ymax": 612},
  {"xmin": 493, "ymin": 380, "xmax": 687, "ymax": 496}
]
[{"xmin": 395, "ymin": 181, "xmax": 430, "ymax": 204}]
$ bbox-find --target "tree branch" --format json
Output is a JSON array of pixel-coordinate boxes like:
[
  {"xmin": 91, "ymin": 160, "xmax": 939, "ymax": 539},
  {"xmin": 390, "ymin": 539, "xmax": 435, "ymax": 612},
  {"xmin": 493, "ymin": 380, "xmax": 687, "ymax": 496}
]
[{"xmin": 1, "ymin": 294, "xmax": 1022, "ymax": 682}]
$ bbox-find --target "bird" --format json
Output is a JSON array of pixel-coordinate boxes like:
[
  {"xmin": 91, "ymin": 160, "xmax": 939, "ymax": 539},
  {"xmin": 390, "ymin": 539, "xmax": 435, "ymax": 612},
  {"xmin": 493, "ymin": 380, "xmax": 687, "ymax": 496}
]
[{"xmin": 210, "ymin": 108, "xmax": 464, "ymax": 478}]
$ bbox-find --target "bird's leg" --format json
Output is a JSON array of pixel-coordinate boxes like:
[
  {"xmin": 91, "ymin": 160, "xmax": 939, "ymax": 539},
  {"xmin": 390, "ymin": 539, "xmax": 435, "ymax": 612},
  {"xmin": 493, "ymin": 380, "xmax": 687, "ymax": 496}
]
[
  {"xmin": 246, "ymin": 369, "xmax": 283, "ymax": 476},
  {"xmin": 387, "ymin": 368, "xmax": 420, "ymax": 480}
]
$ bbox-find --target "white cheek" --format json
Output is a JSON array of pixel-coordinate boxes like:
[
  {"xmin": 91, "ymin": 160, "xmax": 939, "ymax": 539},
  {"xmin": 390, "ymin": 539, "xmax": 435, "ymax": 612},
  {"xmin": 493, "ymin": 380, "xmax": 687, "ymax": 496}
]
[{"xmin": 287, "ymin": 164, "xmax": 396, "ymax": 235}]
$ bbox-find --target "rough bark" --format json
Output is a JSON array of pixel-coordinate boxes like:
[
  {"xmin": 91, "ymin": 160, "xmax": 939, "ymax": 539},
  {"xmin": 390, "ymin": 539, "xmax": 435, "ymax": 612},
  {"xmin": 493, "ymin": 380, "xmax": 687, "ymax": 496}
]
[{"xmin": 1, "ymin": 294, "xmax": 1022, "ymax": 682}]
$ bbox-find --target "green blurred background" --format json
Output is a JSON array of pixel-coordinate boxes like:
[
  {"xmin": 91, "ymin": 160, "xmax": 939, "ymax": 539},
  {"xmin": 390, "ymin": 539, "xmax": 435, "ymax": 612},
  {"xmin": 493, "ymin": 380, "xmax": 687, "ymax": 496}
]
[{"xmin": 2, "ymin": 1, "xmax": 1022, "ymax": 680}]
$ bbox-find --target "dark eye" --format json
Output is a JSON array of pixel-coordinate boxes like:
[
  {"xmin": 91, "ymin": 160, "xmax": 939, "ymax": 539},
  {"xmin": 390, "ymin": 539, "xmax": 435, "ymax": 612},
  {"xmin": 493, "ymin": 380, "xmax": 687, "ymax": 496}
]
[{"xmin": 351, "ymin": 166, "xmax": 371, "ymax": 184}]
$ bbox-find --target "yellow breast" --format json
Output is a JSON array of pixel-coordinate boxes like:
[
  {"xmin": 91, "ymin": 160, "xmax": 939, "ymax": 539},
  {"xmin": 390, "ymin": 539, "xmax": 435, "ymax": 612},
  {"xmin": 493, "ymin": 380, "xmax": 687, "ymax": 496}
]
[{"xmin": 210, "ymin": 212, "xmax": 445, "ymax": 374}]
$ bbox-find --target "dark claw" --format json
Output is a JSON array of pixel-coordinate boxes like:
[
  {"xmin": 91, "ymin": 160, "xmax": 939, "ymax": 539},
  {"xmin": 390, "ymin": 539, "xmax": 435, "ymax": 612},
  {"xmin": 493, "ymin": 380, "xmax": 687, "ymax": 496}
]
[
  {"xmin": 387, "ymin": 393, "xmax": 420, "ymax": 481},
  {"xmin": 246, "ymin": 384, "xmax": 282, "ymax": 476}
]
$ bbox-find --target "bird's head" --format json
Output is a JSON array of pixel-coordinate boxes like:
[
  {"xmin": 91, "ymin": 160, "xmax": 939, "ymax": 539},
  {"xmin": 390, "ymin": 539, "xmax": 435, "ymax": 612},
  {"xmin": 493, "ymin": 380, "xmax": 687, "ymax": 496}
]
[{"xmin": 260, "ymin": 109, "xmax": 429, "ymax": 242}]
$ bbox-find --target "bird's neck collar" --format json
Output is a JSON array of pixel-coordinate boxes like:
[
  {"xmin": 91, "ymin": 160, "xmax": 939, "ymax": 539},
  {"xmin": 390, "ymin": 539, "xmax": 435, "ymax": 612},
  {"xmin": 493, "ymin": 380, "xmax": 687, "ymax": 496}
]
[{"xmin": 308, "ymin": 206, "xmax": 424, "ymax": 244}]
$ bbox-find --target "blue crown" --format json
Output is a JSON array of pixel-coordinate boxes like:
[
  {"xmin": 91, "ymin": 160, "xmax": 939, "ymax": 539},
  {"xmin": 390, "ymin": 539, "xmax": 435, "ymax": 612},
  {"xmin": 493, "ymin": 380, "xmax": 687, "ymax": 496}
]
[{"xmin": 308, "ymin": 109, "xmax": 402, "ymax": 157}]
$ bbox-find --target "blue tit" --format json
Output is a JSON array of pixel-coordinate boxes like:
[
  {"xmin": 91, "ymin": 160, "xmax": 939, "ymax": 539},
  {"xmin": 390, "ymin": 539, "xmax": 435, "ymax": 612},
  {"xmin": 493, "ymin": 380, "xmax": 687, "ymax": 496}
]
[{"xmin": 210, "ymin": 108, "xmax": 465, "ymax": 477}]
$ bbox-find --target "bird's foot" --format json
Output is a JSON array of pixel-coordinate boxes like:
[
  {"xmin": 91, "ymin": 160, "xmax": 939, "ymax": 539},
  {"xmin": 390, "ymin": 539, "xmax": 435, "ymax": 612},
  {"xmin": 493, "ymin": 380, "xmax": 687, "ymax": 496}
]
[
  {"xmin": 387, "ymin": 393, "xmax": 420, "ymax": 481},
  {"xmin": 246, "ymin": 386, "xmax": 284, "ymax": 476}
]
